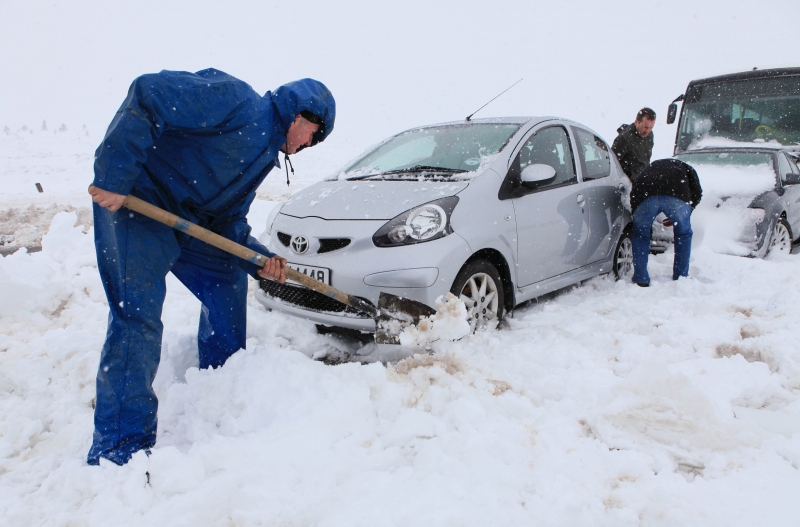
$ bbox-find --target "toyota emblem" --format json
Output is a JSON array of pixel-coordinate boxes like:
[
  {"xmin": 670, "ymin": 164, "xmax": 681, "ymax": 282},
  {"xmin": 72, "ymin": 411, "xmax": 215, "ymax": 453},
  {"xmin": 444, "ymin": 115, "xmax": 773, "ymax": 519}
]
[{"xmin": 291, "ymin": 235, "xmax": 309, "ymax": 254}]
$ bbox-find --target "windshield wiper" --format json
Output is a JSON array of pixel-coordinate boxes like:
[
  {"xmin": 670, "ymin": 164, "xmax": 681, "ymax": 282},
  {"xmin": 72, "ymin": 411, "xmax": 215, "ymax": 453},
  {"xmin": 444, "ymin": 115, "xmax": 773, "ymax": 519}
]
[
  {"xmin": 383, "ymin": 165, "xmax": 467, "ymax": 175},
  {"xmin": 347, "ymin": 165, "xmax": 467, "ymax": 180}
]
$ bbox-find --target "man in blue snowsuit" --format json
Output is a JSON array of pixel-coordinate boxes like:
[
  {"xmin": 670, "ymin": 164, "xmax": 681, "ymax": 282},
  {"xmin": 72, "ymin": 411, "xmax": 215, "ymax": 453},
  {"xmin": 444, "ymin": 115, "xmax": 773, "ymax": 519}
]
[{"xmin": 87, "ymin": 69, "xmax": 335, "ymax": 466}]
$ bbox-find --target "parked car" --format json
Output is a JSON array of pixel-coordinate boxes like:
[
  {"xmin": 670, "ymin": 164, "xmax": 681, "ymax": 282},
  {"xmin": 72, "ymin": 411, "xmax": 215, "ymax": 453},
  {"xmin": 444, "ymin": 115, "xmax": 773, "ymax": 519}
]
[
  {"xmin": 256, "ymin": 117, "xmax": 632, "ymax": 334},
  {"xmin": 649, "ymin": 148, "xmax": 800, "ymax": 257},
  {"xmin": 655, "ymin": 67, "xmax": 800, "ymax": 257}
]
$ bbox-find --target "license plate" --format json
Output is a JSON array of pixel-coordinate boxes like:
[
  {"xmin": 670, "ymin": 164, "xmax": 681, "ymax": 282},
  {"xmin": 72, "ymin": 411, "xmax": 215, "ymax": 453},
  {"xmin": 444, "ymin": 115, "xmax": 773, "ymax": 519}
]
[{"xmin": 287, "ymin": 262, "xmax": 331, "ymax": 286}]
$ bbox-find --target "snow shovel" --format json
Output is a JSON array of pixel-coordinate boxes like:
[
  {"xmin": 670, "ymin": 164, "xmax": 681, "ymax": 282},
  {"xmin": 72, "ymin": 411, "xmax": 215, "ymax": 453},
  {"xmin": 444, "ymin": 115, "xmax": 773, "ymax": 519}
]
[{"xmin": 118, "ymin": 194, "xmax": 436, "ymax": 344}]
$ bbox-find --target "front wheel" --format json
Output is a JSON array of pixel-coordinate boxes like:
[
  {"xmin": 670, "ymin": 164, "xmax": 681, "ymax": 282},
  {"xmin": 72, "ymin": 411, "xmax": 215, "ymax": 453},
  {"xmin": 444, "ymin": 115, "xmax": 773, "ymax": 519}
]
[
  {"xmin": 613, "ymin": 230, "xmax": 634, "ymax": 280},
  {"xmin": 450, "ymin": 260, "xmax": 505, "ymax": 333},
  {"xmin": 766, "ymin": 218, "xmax": 792, "ymax": 257}
]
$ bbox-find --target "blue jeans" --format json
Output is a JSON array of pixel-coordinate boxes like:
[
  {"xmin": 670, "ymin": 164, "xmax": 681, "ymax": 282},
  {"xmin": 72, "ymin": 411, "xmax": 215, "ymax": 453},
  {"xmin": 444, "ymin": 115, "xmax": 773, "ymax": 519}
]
[{"xmin": 632, "ymin": 196, "xmax": 693, "ymax": 285}]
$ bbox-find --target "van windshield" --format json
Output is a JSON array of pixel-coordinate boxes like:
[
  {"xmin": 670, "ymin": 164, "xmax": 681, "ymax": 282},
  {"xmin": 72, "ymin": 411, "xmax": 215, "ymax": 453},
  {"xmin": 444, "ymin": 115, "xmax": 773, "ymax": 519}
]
[
  {"xmin": 342, "ymin": 124, "xmax": 521, "ymax": 180},
  {"xmin": 676, "ymin": 76, "xmax": 800, "ymax": 151}
]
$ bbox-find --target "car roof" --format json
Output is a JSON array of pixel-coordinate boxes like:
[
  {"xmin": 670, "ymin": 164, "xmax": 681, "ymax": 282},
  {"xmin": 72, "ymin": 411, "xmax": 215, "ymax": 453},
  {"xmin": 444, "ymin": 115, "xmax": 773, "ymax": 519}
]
[
  {"xmin": 390, "ymin": 117, "xmax": 610, "ymax": 149},
  {"xmin": 408, "ymin": 116, "xmax": 544, "ymax": 128}
]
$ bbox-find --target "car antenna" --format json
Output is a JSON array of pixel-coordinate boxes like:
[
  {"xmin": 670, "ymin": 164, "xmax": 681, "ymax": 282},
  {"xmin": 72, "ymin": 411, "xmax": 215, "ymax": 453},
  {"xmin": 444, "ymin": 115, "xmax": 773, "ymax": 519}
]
[{"xmin": 465, "ymin": 78, "xmax": 523, "ymax": 121}]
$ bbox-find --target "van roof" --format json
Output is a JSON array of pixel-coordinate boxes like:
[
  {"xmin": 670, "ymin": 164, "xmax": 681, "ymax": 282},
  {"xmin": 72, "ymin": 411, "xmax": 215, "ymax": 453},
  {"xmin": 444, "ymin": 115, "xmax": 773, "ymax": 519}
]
[{"xmin": 689, "ymin": 67, "xmax": 800, "ymax": 87}]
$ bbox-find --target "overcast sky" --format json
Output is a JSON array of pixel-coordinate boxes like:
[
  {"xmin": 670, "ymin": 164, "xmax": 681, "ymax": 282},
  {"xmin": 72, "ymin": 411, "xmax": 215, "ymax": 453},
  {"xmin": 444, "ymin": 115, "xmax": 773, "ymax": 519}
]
[{"xmin": 2, "ymin": 0, "xmax": 797, "ymax": 166}]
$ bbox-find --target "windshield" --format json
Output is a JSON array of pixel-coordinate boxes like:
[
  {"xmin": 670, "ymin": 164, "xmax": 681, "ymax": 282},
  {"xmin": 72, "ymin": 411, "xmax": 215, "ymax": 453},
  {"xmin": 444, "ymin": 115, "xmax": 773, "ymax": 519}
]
[
  {"xmin": 676, "ymin": 76, "xmax": 800, "ymax": 151},
  {"xmin": 342, "ymin": 124, "xmax": 521, "ymax": 180},
  {"xmin": 674, "ymin": 152, "xmax": 775, "ymax": 168},
  {"xmin": 674, "ymin": 152, "xmax": 777, "ymax": 198}
]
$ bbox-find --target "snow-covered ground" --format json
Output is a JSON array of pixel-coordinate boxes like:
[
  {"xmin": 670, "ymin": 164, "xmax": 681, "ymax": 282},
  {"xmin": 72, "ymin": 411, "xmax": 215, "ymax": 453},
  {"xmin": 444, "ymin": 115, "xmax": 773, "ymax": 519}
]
[
  {"xmin": 3, "ymin": 112, "xmax": 800, "ymax": 527},
  {"xmin": 3, "ymin": 1, "xmax": 800, "ymax": 525}
]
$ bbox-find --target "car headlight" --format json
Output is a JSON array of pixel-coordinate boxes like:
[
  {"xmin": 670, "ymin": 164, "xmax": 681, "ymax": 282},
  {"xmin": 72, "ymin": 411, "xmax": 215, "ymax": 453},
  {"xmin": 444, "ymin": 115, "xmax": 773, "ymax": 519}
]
[{"xmin": 372, "ymin": 196, "xmax": 459, "ymax": 247}]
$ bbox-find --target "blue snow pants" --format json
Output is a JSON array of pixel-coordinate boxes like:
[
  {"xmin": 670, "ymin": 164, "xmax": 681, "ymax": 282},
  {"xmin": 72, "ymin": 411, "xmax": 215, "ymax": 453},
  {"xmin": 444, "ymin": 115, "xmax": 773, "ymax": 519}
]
[
  {"xmin": 632, "ymin": 195, "xmax": 693, "ymax": 285},
  {"xmin": 87, "ymin": 203, "xmax": 248, "ymax": 466}
]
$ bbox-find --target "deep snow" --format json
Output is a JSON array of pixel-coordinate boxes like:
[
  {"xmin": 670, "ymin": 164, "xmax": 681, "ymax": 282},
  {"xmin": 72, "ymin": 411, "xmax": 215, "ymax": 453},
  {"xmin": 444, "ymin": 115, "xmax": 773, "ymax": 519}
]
[
  {"xmin": 3, "ymin": 125, "xmax": 800, "ymax": 527},
  {"xmin": 3, "ymin": 1, "xmax": 800, "ymax": 525}
]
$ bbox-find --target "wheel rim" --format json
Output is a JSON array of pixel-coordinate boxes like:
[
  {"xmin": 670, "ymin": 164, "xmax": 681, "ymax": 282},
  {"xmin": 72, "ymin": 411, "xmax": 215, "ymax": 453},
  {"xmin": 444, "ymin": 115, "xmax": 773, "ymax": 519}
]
[
  {"xmin": 458, "ymin": 272, "xmax": 499, "ymax": 332},
  {"xmin": 770, "ymin": 222, "xmax": 791, "ymax": 254},
  {"xmin": 616, "ymin": 237, "xmax": 633, "ymax": 278}
]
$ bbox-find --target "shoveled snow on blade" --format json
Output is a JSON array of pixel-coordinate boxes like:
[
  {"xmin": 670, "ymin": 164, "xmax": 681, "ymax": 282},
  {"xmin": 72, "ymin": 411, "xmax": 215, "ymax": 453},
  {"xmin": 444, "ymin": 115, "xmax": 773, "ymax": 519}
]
[{"xmin": 398, "ymin": 293, "xmax": 470, "ymax": 347}]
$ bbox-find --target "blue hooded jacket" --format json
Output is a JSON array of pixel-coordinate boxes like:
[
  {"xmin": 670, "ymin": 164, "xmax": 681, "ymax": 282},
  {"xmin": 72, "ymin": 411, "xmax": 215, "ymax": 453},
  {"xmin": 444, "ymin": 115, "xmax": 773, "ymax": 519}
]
[{"xmin": 92, "ymin": 69, "xmax": 335, "ymax": 273}]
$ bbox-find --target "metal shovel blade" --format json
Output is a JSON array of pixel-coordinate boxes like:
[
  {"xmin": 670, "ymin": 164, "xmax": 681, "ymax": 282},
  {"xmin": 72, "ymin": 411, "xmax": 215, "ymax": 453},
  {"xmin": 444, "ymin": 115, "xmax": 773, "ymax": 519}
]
[{"xmin": 375, "ymin": 292, "xmax": 437, "ymax": 345}]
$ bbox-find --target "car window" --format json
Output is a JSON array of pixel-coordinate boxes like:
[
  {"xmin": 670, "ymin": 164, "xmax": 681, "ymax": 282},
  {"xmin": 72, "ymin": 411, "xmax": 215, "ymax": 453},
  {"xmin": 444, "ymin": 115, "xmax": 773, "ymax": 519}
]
[
  {"xmin": 777, "ymin": 153, "xmax": 794, "ymax": 182},
  {"xmin": 573, "ymin": 128, "xmax": 610, "ymax": 179},
  {"xmin": 784, "ymin": 153, "xmax": 800, "ymax": 174},
  {"xmin": 511, "ymin": 126, "xmax": 577, "ymax": 190}
]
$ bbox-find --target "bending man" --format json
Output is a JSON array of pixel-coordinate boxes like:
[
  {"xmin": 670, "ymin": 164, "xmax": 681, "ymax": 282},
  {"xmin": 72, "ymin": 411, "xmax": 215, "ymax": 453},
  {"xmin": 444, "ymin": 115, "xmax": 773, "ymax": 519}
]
[
  {"xmin": 629, "ymin": 159, "xmax": 702, "ymax": 287},
  {"xmin": 87, "ymin": 69, "xmax": 335, "ymax": 465}
]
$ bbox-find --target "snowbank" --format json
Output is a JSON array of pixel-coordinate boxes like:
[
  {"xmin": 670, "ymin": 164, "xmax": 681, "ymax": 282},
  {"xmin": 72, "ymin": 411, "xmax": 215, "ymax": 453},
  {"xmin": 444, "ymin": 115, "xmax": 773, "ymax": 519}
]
[
  {"xmin": 398, "ymin": 292, "xmax": 471, "ymax": 347},
  {"xmin": 3, "ymin": 211, "xmax": 800, "ymax": 525}
]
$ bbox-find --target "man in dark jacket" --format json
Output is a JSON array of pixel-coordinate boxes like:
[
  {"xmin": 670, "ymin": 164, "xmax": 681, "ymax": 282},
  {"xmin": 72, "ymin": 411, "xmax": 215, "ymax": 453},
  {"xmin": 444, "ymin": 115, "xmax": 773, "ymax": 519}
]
[
  {"xmin": 612, "ymin": 107, "xmax": 656, "ymax": 180},
  {"xmin": 629, "ymin": 159, "xmax": 702, "ymax": 286},
  {"xmin": 87, "ymin": 69, "xmax": 335, "ymax": 466}
]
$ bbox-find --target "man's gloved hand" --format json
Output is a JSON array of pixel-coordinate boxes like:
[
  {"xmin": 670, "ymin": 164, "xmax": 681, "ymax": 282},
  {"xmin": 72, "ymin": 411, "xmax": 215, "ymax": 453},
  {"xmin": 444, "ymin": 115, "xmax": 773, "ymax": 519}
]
[
  {"xmin": 257, "ymin": 256, "xmax": 287, "ymax": 283},
  {"xmin": 89, "ymin": 185, "xmax": 127, "ymax": 212},
  {"xmin": 662, "ymin": 218, "xmax": 673, "ymax": 227}
]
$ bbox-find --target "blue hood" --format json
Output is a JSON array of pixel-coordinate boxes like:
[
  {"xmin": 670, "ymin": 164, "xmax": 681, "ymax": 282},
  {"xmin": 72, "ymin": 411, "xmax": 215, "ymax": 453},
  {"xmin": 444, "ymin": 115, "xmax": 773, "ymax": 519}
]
[{"xmin": 271, "ymin": 78, "xmax": 335, "ymax": 148}]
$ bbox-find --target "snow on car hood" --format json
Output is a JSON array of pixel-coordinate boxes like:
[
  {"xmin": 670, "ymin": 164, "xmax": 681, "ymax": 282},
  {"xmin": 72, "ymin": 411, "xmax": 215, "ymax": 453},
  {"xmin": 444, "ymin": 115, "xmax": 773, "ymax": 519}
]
[
  {"xmin": 684, "ymin": 163, "xmax": 776, "ymax": 256},
  {"xmin": 279, "ymin": 181, "xmax": 470, "ymax": 220},
  {"xmin": 692, "ymin": 162, "xmax": 776, "ymax": 200}
]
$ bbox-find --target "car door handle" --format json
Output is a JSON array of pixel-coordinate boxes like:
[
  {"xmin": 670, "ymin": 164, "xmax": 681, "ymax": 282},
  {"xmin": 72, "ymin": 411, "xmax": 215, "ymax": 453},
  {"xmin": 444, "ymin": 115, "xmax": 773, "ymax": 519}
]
[{"xmin": 577, "ymin": 194, "xmax": 585, "ymax": 204}]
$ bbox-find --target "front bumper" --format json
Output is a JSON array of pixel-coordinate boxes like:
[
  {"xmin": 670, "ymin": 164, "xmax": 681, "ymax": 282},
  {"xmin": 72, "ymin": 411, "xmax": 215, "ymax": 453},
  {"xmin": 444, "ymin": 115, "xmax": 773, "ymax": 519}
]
[{"xmin": 255, "ymin": 214, "xmax": 474, "ymax": 331}]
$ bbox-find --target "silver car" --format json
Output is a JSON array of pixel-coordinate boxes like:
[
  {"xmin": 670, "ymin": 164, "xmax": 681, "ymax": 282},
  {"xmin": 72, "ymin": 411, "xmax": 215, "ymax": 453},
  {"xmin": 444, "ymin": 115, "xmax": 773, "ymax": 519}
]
[{"xmin": 256, "ymin": 117, "xmax": 632, "ymax": 334}]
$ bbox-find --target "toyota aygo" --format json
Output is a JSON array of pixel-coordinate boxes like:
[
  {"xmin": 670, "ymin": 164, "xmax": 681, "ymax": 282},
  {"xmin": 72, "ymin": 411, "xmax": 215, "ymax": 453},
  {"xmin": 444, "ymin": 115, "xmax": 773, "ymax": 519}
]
[{"xmin": 256, "ymin": 117, "xmax": 632, "ymax": 334}]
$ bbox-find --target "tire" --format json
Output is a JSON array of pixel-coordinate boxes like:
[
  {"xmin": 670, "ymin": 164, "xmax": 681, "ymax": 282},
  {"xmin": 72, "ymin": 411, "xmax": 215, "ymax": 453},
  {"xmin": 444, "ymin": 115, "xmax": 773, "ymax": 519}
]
[
  {"xmin": 613, "ymin": 230, "xmax": 634, "ymax": 280},
  {"xmin": 766, "ymin": 218, "xmax": 792, "ymax": 257},
  {"xmin": 450, "ymin": 259, "xmax": 504, "ymax": 333}
]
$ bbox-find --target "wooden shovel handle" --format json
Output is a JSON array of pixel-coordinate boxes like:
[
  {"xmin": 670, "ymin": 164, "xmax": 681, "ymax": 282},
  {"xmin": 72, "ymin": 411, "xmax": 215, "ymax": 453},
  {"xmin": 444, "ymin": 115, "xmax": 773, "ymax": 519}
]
[{"xmin": 118, "ymin": 193, "xmax": 376, "ymax": 316}]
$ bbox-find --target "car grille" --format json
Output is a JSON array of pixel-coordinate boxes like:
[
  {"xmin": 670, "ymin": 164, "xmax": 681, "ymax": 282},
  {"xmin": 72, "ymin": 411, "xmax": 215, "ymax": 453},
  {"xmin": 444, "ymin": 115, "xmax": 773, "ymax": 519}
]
[
  {"xmin": 259, "ymin": 279, "xmax": 373, "ymax": 318},
  {"xmin": 318, "ymin": 238, "xmax": 351, "ymax": 253},
  {"xmin": 277, "ymin": 232, "xmax": 291, "ymax": 246},
  {"xmin": 276, "ymin": 232, "xmax": 351, "ymax": 254}
]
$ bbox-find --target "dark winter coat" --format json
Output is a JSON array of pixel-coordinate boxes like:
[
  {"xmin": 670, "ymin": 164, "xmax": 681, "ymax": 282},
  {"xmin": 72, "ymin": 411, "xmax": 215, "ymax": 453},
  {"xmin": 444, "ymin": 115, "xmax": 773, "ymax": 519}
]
[
  {"xmin": 612, "ymin": 123, "xmax": 654, "ymax": 180},
  {"xmin": 630, "ymin": 159, "xmax": 703, "ymax": 212},
  {"xmin": 91, "ymin": 69, "xmax": 336, "ymax": 274}
]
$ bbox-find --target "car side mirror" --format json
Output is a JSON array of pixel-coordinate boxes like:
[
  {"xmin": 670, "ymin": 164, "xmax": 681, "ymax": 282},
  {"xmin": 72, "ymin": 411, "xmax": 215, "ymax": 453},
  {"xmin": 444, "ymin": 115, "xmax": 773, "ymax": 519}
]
[
  {"xmin": 667, "ymin": 103, "xmax": 678, "ymax": 125},
  {"xmin": 521, "ymin": 164, "xmax": 556, "ymax": 184},
  {"xmin": 784, "ymin": 173, "xmax": 800, "ymax": 185}
]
